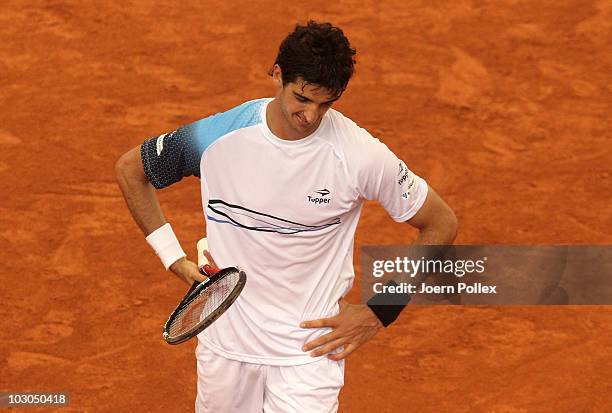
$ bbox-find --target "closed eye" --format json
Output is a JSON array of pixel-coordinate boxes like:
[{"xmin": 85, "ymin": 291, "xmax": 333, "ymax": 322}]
[{"xmin": 293, "ymin": 92, "xmax": 337, "ymax": 107}]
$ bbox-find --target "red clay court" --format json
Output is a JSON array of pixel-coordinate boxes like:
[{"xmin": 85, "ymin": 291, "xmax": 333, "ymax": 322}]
[{"xmin": 1, "ymin": 1, "xmax": 611, "ymax": 412}]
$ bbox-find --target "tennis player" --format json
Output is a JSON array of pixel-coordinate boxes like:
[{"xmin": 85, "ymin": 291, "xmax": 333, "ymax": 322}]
[{"xmin": 116, "ymin": 21, "xmax": 457, "ymax": 413}]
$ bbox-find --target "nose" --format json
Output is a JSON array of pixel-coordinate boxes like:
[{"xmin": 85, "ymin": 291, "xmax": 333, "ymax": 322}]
[{"xmin": 302, "ymin": 107, "xmax": 317, "ymax": 124}]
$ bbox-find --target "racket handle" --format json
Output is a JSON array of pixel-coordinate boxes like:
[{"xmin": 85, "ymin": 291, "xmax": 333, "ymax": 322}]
[
  {"xmin": 201, "ymin": 264, "xmax": 219, "ymax": 275},
  {"xmin": 197, "ymin": 237, "xmax": 220, "ymax": 276},
  {"xmin": 197, "ymin": 238, "xmax": 210, "ymax": 268}
]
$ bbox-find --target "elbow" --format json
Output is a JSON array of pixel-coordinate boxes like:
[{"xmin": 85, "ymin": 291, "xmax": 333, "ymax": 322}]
[
  {"xmin": 429, "ymin": 205, "xmax": 458, "ymax": 245},
  {"xmin": 414, "ymin": 207, "xmax": 458, "ymax": 246},
  {"xmin": 115, "ymin": 146, "xmax": 146, "ymax": 187},
  {"xmin": 445, "ymin": 208, "xmax": 459, "ymax": 244},
  {"xmin": 115, "ymin": 152, "xmax": 130, "ymax": 185}
]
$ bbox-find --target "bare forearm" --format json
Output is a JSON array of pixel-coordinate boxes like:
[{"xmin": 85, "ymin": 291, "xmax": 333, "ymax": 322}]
[
  {"xmin": 115, "ymin": 146, "xmax": 166, "ymax": 236},
  {"xmin": 115, "ymin": 145, "xmax": 202, "ymax": 282},
  {"xmin": 407, "ymin": 186, "xmax": 458, "ymax": 246}
]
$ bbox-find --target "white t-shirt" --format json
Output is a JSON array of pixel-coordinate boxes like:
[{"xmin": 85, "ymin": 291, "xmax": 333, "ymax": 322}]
[{"xmin": 141, "ymin": 98, "xmax": 428, "ymax": 365}]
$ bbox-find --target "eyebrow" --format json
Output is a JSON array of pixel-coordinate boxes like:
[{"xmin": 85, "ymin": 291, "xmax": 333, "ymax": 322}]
[{"xmin": 293, "ymin": 91, "xmax": 340, "ymax": 105}]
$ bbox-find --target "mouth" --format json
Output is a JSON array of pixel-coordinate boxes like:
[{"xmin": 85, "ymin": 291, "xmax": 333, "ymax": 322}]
[{"xmin": 295, "ymin": 114, "xmax": 312, "ymax": 129}]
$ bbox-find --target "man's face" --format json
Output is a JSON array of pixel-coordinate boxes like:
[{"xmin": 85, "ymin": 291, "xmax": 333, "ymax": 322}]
[{"xmin": 274, "ymin": 70, "xmax": 341, "ymax": 137}]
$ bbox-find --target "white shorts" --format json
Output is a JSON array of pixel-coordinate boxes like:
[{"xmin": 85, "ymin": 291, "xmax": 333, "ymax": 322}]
[{"xmin": 195, "ymin": 343, "xmax": 345, "ymax": 413}]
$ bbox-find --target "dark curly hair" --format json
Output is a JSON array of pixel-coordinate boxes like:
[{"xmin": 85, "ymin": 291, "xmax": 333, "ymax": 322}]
[{"xmin": 270, "ymin": 21, "xmax": 357, "ymax": 97}]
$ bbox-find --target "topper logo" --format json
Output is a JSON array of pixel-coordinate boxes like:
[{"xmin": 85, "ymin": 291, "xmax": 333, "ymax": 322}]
[
  {"xmin": 398, "ymin": 170, "xmax": 411, "ymax": 185},
  {"xmin": 308, "ymin": 189, "xmax": 331, "ymax": 204}
]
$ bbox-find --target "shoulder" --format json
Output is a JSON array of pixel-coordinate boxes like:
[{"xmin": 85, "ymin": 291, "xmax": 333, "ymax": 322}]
[
  {"xmin": 191, "ymin": 98, "xmax": 268, "ymax": 136},
  {"xmin": 189, "ymin": 98, "xmax": 269, "ymax": 154},
  {"xmin": 323, "ymin": 108, "xmax": 390, "ymax": 163},
  {"xmin": 325, "ymin": 108, "xmax": 366, "ymax": 140}
]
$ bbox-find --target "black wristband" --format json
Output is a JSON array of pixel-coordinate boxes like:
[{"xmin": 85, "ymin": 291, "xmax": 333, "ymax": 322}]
[{"xmin": 366, "ymin": 280, "xmax": 411, "ymax": 327}]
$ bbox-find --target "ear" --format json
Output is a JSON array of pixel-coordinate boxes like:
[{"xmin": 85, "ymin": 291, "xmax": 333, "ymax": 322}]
[{"xmin": 272, "ymin": 64, "xmax": 283, "ymax": 87}]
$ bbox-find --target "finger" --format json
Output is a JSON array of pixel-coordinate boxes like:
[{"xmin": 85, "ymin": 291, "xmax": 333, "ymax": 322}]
[
  {"xmin": 302, "ymin": 331, "xmax": 340, "ymax": 352},
  {"xmin": 189, "ymin": 265, "xmax": 208, "ymax": 283},
  {"xmin": 187, "ymin": 273, "xmax": 206, "ymax": 285},
  {"xmin": 193, "ymin": 272, "xmax": 208, "ymax": 283},
  {"xmin": 202, "ymin": 250, "xmax": 220, "ymax": 271},
  {"xmin": 300, "ymin": 316, "xmax": 338, "ymax": 329},
  {"xmin": 309, "ymin": 338, "xmax": 347, "ymax": 357},
  {"xmin": 327, "ymin": 343, "xmax": 357, "ymax": 361},
  {"xmin": 172, "ymin": 259, "xmax": 206, "ymax": 285},
  {"xmin": 181, "ymin": 272, "xmax": 202, "ymax": 286}
]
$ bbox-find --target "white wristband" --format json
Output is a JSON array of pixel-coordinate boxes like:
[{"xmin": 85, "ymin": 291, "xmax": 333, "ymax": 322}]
[{"xmin": 145, "ymin": 223, "xmax": 186, "ymax": 270}]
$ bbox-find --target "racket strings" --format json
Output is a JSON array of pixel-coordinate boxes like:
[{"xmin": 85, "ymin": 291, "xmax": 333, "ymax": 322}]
[{"xmin": 168, "ymin": 272, "xmax": 240, "ymax": 338}]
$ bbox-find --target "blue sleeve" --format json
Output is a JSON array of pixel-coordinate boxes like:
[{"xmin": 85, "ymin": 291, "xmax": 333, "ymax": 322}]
[{"xmin": 140, "ymin": 99, "xmax": 266, "ymax": 189}]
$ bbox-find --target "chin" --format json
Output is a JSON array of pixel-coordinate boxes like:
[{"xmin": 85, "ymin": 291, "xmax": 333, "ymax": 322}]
[{"xmin": 294, "ymin": 118, "xmax": 316, "ymax": 131}]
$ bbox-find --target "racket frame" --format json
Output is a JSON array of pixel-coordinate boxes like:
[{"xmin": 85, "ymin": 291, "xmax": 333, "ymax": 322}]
[{"xmin": 163, "ymin": 267, "xmax": 246, "ymax": 345}]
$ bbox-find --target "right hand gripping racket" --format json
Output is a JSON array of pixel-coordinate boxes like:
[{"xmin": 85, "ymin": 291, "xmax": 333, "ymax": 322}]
[{"xmin": 162, "ymin": 238, "xmax": 246, "ymax": 345}]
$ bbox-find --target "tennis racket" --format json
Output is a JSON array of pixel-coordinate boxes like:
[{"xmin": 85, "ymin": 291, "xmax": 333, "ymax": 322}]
[{"xmin": 163, "ymin": 238, "xmax": 246, "ymax": 345}]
